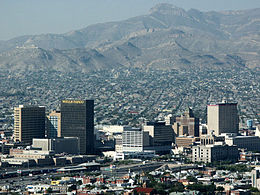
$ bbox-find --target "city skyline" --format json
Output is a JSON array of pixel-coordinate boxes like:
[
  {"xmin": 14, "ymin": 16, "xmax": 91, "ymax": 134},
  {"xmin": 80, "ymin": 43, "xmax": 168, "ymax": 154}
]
[{"xmin": 0, "ymin": 1, "xmax": 259, "ymax": 193}]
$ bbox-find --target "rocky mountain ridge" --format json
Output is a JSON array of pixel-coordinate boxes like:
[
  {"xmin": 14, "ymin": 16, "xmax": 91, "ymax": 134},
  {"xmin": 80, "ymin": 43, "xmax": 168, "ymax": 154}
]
[{"xmin": 0, "ymin": 3, "xmax": 259, "ymax": 72}]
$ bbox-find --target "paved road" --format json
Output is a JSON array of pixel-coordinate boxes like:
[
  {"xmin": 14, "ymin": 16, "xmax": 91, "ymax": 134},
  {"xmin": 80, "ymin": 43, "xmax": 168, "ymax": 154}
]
[
  {"xmin": 101, "ymin": 162, "xmax": 165, "ymax": 177},
  {"xmin": 0, "ymin": 162, "xmax": 194, "ymax": 190}
]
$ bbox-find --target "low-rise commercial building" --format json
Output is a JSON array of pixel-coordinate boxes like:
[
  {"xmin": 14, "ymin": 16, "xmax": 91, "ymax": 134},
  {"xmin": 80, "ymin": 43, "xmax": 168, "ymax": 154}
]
[
  {"xmin": 1, "ymin": 158, "xmax": 36, "ymax": 167},
  {"xmin": 200, "ymin": 134, "xmax": 225, "ymax": 145},
  {"xmin": 252, "ymin": 168, "xmax": 260, "ymax": 190},
  {"xmin": 65, "ymin": 155, "xmax": 96, "ymax": 164},
  {"xmin": 225, "ymin": 135, "xmax": 260, "ymax": 152},
  {"xmin": 0, "ymin": 142, "xmax": 28, "ymax": 154},
  {"xmin": 53, "ymin": 157, "xmax": 67, "ymax": 166},
  {"xmin": 7, "ymin": 148, "xmax": 55, "ymax": 166},
  {"xmin": 10, "ymin": 148, "xmax": 54, "ymax": 159},
  {"xmin": 192, "ymin": 144, "xmax": 238, "ymax": 163},
  {"xmin": 32, "ymin": 137, "xmax": 80, "ymax": 154},
  {"xmin": 175, "ymin": 136, "xmax": 200, "ymax": 148}
]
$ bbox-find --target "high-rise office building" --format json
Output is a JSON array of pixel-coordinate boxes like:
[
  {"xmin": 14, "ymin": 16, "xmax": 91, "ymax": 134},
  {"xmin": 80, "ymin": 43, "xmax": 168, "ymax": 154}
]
[
  {"xmin": 122, "ymin": 127, "xmax": 149, "ymax": 153},
  {"xmin": 60, "ymin": 100, "xmax": 94, "ymax": 154},
  {"xmin": 207, "ymin": 101, "xmax": 239, "ymax": 136},
  {"xmin": 143, "ymin": 121, "xmax": 174, "ymax": 154},
  {"xmin": 46, "ymin": 110, "xmax": 61, "ymax": 138},
  {"xmin": 14, "ymin": 105, "xmax": 45, "ymax": 145},
  {"xmin": 173, "ymin": 107, "xmax": 199, "ymax": 137}
]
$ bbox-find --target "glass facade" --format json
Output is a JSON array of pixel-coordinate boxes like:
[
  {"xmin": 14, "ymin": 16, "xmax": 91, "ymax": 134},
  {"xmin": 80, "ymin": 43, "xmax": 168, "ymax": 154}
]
[
  {"xmin": 61, "ymin": 100, "xmax": 94, "ymax": 154},
  {"xmin": 49, "ymin": 116, "xmax": 58, "ymax": 138},
  {"xmin": 14, "ymin": 106, "xmax": 45, "ymax": 145}
]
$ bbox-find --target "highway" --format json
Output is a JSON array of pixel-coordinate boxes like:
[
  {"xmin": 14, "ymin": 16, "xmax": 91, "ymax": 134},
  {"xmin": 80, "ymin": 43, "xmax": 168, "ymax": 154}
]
[
  {"xmin": 0, "ymin": 161, "xmax": 198, "ymax": 193},
  {"xmin": 101, "ymin": 162, "xmax": 165, "ymax": 177}
]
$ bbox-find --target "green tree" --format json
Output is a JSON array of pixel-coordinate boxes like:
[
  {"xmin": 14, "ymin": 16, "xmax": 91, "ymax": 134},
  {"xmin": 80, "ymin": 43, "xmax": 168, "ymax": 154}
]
[
  {"xmin": 77, "ymin": 180, "xmax": 83, "ymax": 186},
  {"xmin": 215, "ymin": 164, "xmax": 252, "ymax": 172},
  {"xmin": 133, "ymin": 190, "xmax": 145, "ymax": 195},
  {"xmin": 100, "ymin": 185, "xmax": 108, "ymax": 190},
  {"xmin": 68, "ymin": 184, "xmax": 77, "ymax": 192},
  {"xmin": 250, "ymin": 187, "xmax": 259, "ymax": 192},
  {"xmin": 169, "ymin": 183, "xmax": 185, "ymax": 192},
  {"xmin": 103, "ymin": 156, "xmax": 112, "ymax": 164},
  {"xmin": 187, "ymin": 176, "xmax": 198, "ymax": 183},
  {"xmin": 53, "ymin": 176, "xmax": 61, "ymax": 180},
  {"xmin": 216, "ymin": 186, "xmax": 224, "ymax": 194},
  {"xmin": 46, "ymin": 187, "xmax": 53, "ymax": 194}
]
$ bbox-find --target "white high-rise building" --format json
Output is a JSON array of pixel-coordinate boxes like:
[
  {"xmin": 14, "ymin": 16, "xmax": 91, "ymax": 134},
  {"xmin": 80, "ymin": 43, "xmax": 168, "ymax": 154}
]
[
  {"xmin": 207, "ymin": 101, "xmax": 239, "ymax": 136},
  {"xmin": 122, "ymin": 127, "xmax": 149, "ymax": 152}
]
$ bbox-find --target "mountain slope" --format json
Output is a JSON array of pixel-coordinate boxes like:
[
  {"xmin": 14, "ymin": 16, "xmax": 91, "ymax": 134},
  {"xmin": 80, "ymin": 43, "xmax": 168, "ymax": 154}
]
[
  {"xmin": 1, "ymin": 4, "xmax": 259, "ymax": 51},
  {"xmin": 0, "ymin": 46, "xmax": 121, "ymax": 72},
  {"xmin": 0, "ymin": 3, "xmax": 259, "ymax": 72}
]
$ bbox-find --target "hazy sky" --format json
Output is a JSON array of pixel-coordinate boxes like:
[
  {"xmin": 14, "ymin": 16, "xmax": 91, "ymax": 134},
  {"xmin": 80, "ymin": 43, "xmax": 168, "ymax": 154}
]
[{"xmin": 1, "ymin": 0, "xmax": 260, "ymax": 41}]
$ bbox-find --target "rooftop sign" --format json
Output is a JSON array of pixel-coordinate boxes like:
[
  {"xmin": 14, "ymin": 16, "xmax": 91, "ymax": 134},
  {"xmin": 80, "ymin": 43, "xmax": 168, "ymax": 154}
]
[{"xmin": 62, "ymin": 100, "xmax": 84, "ymax": 104}]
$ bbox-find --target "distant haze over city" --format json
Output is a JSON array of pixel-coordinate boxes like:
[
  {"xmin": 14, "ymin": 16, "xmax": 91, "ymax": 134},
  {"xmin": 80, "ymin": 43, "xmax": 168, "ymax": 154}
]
[
  {"xmin": 1, "ymin": 0, "xmax": 260, "ymax": 40},
  {"xmin": 0, "ymin": 1, "xmax": 259, "ymax": 127},
  {"xmin": 0, "ymin": 1, "xmax": 260, "ymax": 194}
]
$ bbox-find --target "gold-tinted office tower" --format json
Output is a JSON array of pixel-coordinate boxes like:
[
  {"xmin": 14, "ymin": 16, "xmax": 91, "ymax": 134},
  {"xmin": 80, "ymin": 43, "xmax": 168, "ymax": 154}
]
[
  {"xmin": 14, "ymin": 105, "xmax": 45, "ymax": 145},
  {"xmin": 207, "ymin": 101, "xmax": 239, "ymax": 136},
  {"xmin": 61, "ymin": 100, "xmax": 94, "ymax": 154}
]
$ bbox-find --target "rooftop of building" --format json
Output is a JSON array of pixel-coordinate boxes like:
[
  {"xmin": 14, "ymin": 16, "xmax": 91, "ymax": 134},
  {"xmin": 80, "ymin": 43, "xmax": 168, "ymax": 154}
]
[
  {"xmin": 123, "ymin": 127, "xmax": 142, "ymax": 132},
  {"xmin": 208, "ymin": 100, "xmax": 237, "ymax": 106},
  {"xmin": 134, "ymin": 187, "xmax": 155, "ymax": 193},
  {"xmin": 16, "ymin": 105, "xmax": 45, "ymax": 108},
  {"xmin": 145, "ymin": 121, "xmax": 166, "ymax": 126}
]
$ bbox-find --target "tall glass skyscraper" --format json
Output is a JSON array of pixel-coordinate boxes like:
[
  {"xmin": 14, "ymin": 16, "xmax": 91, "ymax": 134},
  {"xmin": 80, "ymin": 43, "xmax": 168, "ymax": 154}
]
[
  {"xmin": 14, "ymin": 105, "xmax": 45, "ymax": 145},
  {"xmin": 60, "ymin": 100, "xmax": 94, "ymax": 154},
  {"xmin": 46, "ymin": 110, "xmax": 61, "ymax": 138}
]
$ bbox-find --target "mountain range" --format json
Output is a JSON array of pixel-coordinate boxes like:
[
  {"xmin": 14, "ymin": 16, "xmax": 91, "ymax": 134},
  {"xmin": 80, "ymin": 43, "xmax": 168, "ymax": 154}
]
[{"xmin": 0, "ymin": 3, "xmax": 260, "ymax": 72}]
